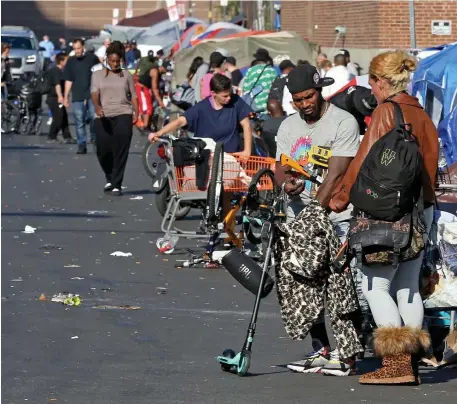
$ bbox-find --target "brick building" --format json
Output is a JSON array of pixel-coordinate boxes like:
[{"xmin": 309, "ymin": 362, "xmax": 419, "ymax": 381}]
[
  {"xmin": 1, "ymin": 1, "xmax": 214, "ymax": 40},
  {"xmin": 281, "ymin": 0, "xmax": 457, "ymax": 49}
]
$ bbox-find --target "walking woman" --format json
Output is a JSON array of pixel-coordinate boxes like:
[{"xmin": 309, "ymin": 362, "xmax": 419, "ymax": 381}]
[
  {"xmin": 330, "ymin": 51, "xmax": 439, "ymax": 385},
  {"xmin": 91, "ymin": 41, "xmax": 138, "ymax": 196}
]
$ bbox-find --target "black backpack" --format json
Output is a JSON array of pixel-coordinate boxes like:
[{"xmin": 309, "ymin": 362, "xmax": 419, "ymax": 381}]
[
  {"xmin": 349, "ymin": 101, "xmax": 423, "ymax": 222},
  {"xmin": 267, "ymin": 75, "xmax": 286, "ymax": 104}
]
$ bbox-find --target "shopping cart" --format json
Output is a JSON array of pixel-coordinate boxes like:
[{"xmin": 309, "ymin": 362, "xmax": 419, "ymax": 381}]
[{"xmin": 155, "ymin": 138, "xmax": 276, "ymax": 255}]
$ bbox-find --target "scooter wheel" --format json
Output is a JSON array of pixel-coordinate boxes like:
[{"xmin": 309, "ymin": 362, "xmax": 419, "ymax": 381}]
[
  {"xmin": 237, "ymin": 352, "xmax": 251, "ymax": 376},
  {"xmin": 221, "ymin": 364, "xmax": 232, "ymax": 372},
  {"xmin": 222, "ymin": 349, "xmax": 236, "ymax": 358}
]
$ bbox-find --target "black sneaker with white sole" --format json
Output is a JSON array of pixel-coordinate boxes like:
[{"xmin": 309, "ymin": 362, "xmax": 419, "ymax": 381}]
[
  {"xmin": 104, "ymin": 183, "xmax": 114, "ymax": 193},
  {"xmin": 111, "ymin": 188, "xmax": 122, "ymax": 196}
]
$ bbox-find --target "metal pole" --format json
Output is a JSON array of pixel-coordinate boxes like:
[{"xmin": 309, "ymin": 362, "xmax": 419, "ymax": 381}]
[
  {"xmin": 209, "ymin": 0, "xmax": 213, "ymax": 24},
  {"xmin": 409, "ymin": 0, "xmax": 417, "ymax": 49},
  {"xmin": 223, "ymin": 6, "xmax": 227, "ymax": 22}
]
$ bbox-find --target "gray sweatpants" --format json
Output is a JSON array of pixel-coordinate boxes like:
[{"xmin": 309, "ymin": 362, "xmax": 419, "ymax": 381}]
[{"xmin": 361, "ymin": 206, "xmax": 434, "ymax": 328}]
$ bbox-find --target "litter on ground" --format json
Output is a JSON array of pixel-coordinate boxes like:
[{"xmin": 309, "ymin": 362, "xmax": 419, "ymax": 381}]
[
  {"xmin": 51, "ymin": 293, "xmax": 81, "ymax": 306},
  {"xmin": 22, "ymin": 225, "xmax": 36, "ymax": 234},
  {"xmin": 110, "ymin": 251, "xmax": 132, "ymax": 257}
]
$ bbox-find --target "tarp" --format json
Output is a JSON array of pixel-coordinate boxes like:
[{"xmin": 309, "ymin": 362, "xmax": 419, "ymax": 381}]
[
  {"xmin": 412, "ymin": 43, "xmax": 457, "ymax": 166},
  {"xmin": 173, "ymin": 31, "xmax": 318, "ymax": 86},
  {"xmin": 190, "ymin": 22, "xmax": 248, "ymax": 46},
  {"xmin": 170, "ymin": 23, "xmax": 208, "ymax": 55},
  {"xmin": 191, "ymin": 30, "xmax": 270, "ymax": 47},
  {"xmin": 117, "ymin": 9, "xmax": 169, "ymax": 27},
  {"xmin": 87, "ymin": 17, "xmax": 205, "ymax": 55}
]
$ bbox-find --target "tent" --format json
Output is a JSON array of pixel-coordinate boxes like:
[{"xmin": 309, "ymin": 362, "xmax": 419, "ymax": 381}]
[
  {"xmin": 87, "ymin": 17, "xmax": 206, "ymax": 56},
  {"xmin": 170, "ymin": 23, "xmax": 208, "ymax": 55},
  {"xmin": 191, "ymin": 29, "xmax": 270, "ymax": 48},
  {"xmin": 412, "ymin": 43, "xmax": 457, "ymax": 166},
  {"xmin": 189, "ymin": 22, "xmax": 249, "ymax": 46},
  {"xmin": 173, "ymin": 31, "xmax": 318, "ymax": 85},
  {"xmin": 117, "ymin": 9, "xmax": 169, "ymax": 27}
]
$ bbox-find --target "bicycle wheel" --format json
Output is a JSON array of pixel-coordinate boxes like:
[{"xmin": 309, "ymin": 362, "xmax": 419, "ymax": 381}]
[
  {"xmin": 142, "ymin": 141, "xmax": 162, "ymax": 179},
  {"xmin": 207, "ymin": 142, "xmax": 224, "ymax": 222},
  {"xmin": 1, "ymin": 100, "xmax": 20, "ymax": 134},
  {"xmin": 247, "ymin": 168, "xmax": 280, "ymax": 211}
]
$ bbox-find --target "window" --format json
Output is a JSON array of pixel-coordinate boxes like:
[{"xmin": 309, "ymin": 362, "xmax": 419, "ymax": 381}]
[{"xmin": 1, "ymin": 36, "xmax": 35, "ymax": 50}]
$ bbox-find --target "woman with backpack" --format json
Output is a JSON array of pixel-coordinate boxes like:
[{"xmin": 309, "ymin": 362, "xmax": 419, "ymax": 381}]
[{"xmin": 330, "ymin": 51, "xmax": 439, "ymax": 385}]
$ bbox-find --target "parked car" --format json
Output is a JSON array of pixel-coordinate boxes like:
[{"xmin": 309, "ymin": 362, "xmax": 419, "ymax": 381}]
[{"xmin": 1, "ymin": 26, "xmax": 44, "ymax": 79}]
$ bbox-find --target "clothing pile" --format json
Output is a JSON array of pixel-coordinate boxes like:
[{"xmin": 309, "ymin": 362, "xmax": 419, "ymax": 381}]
[{"xmin": 274, "ymin": 200, "xmax": 363, "ymax": 359}]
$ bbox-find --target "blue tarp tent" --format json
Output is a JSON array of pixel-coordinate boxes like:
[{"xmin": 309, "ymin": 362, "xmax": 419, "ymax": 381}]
[{"xmin": 412, "ymin": 43, "xmax": 457, "ymax": 166}]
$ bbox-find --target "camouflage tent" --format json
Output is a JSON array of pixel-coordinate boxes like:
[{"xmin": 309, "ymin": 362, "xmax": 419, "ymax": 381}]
[{"xmin": 172, "ymin": 31, "xmax": 318, "ymax": 86}]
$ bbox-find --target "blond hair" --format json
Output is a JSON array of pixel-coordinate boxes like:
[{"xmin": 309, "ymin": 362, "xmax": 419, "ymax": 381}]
[{"xmin": 369, "ymin": 50, "xmax": 417, "ymax": 93}]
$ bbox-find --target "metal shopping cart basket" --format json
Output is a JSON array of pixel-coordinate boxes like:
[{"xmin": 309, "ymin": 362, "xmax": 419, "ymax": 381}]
[{"xmin": 155, "ymin": 138, "xmax": 276, "ymax": 254}]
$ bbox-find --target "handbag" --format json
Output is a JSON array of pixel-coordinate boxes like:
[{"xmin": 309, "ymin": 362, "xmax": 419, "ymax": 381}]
[{"xmin": 348, "ymin": 209, "xmax": 426, "ymax": 268}]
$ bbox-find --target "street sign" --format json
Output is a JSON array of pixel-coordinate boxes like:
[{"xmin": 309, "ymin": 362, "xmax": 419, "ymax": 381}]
[
  {"xmin": 166, "ymin": 0, "xmax": 179, "ymax": 22},
  {"xmin": 126, "ymin": 8, "xmax": 133, "ymax": 18},
  {"xmin": 220, "ymin": 0, "xmax": 228, "ymax": 6},
  {"xmin": 431, "ymin": 20, "xmax": 452, "ymax": 35},
  {"xmin": 113, "ymin": 8, "xmax": 119, "ymax": 18}
]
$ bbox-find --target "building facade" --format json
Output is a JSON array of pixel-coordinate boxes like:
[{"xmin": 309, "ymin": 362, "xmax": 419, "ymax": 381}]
[
  {"xmin": 281, "ymin": 0, "xmax": 457, "ymax": 49},
  {"xmin": 1, "ymin": 1, "xmax": 213, "ymax": 40}
]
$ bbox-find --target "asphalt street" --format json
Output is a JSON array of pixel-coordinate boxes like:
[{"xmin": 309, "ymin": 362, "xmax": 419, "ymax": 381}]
[{"xmin": 2, "ymin": 123, "xmax": 457, "ymax": 403}]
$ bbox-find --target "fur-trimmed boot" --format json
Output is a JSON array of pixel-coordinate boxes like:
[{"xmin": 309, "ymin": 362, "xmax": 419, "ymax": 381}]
[
  {"xmin": 359, "ymin": 326, "xmax": 418, "ymax": 385},
  {"xmin": 411, "ymin": 328, "xmax": 431, "ymax": 385}
]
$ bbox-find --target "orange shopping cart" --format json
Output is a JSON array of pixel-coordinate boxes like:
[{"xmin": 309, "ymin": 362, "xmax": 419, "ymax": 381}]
[{"xmin": 155, "ymin": 138, "xmax": 276, "ymax": 255}]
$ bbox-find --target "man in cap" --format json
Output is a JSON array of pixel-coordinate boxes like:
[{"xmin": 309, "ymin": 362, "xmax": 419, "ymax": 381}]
[
  {"xmin": 275, "ymin": 64, "xmax": 362, "ymax": 376},
  {"xmin": 242, "ymin": 48, "xmax": 278, "ymax": 112},
  {"xmin": 339, "ymin": 49, "xmax": 359, "ymax": 77}
]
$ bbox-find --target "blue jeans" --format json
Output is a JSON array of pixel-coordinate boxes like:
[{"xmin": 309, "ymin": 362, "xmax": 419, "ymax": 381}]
[{"xmin": 72, "ymin": 100, "xmax": 95, "ymax": 146}]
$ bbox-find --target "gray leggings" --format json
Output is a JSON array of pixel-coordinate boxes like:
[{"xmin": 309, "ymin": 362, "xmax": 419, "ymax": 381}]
[{"xmin": 361, "ymin": 207, "xmax": 434, "ymax": 328}]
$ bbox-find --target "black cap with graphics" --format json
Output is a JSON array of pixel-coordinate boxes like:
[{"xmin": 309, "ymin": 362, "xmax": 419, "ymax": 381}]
[{"xmin": 286, "ymin": 64, "xmax": 334, "ymax": 94}]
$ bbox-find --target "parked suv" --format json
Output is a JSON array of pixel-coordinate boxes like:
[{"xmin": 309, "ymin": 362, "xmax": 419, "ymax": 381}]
[{"xmin": 1, "ymin": 26, "xmax": 44, "ymax": 79}]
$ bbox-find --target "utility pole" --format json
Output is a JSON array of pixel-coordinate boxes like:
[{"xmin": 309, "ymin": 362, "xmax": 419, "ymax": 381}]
[
  {"xmin": 409, "ymin": 0, "xmax": 417, "ymax": 49},
  {"xmin": 209, "ymin": 0, "xmax": 213, "ymax": 24}
]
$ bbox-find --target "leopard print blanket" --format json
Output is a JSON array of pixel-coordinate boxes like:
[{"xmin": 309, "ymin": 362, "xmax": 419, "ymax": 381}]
[{"xmin": 275, "ymin": 200, "xmax": 363, "ymax": 359}]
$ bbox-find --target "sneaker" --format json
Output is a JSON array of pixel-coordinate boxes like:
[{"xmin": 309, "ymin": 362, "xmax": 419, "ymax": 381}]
[
  {"xmin": 320, "ymin": 351, "xmax": 356, "ymax": 376},
  {"xmin": 46, "ymin": 138, "xmax": 58, "ymax": 143},
  {"xmin": 62, "ymin": 137, "xmax": 77, "ymax": 144},
  {"xmin": 287, "ymin": 345, "xmax": 331, "ymax": 373},
  {"xmin": 104, "ymin": 183, "xmax": 113, "ymax": 193},
  {"xmin": 111, "ymin": 188, "xmax": 122, "ymax": 196},
  {"xmin": 76, "ymin": 145, "xmax": 87, "ymax": 154},
  {"xmin": 46, "ymin": 117, "xmax": 53, "ymax": 126}
]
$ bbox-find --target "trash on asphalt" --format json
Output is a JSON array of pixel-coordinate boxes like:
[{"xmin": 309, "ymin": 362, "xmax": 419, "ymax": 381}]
[
  {"xmin": 110, "ymin": 251, "xmax": 132, "ymax": 257},
  {"xmin": 71, "ymin": 336, "xmax": 79, "ymax": 339},
  {"xmin": 100, "ymin": 288, "xmax": 113, "ymax": 292},
  {"xmin": 87, "ymin": 210, "xmax": 108, "ymax": 215},
  {"xmin": 64, "ymin": 264, "xmax": 81, "ymax": 268},
  {"xmin": 156, "ymin": 287, "xmax": 168, "ymax": 294},
  {"xmin": 38, "ymin": 293, "xmax": 47, "ymax": 301},
  {"xmin": 111, "ymin": 232, "xmax": 116, "ymax": 235},
  {"xmin": 10, "ymin": 277, "xmax": 23, "ymax": 282},
  {"xmin": 129, "ymin": 196, "xmax": 144, "ymax": 200},
  {"xmin": 39, "ymin": 244, "xmax": 63, "ymax": 250},
  {"xmin": 70, "ymin": 277, "xmax": 84, "ymax": 280},
  {"xmin": 92, "ymin": 305, "xmax": 141, "ymax": 310},
  {"xmin": 22, "ymin": 225, "xmax": 36, "ymax": 234},
  {"xmin": 51, "ymin": 293, "xmax": 81, "ymax": 306}
]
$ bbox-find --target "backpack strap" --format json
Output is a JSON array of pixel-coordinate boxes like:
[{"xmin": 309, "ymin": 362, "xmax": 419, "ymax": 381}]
[{"xmin": 384, "ymin": 100, "xmax": 405, "ymax": 127}]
